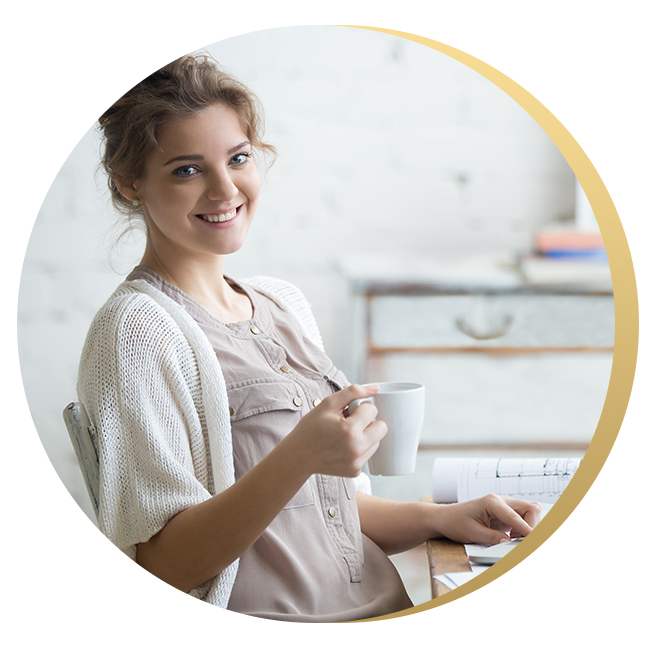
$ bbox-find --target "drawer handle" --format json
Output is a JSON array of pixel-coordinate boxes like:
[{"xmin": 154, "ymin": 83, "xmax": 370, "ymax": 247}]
[{"xmin": 455, "ymin": 315, "xmax": 514, "ymax": 340}]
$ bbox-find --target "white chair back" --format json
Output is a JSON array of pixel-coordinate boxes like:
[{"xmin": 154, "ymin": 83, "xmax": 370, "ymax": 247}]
[{"xmin": 63, "ymin": 402, "xmax": 100, "ymax": 518}]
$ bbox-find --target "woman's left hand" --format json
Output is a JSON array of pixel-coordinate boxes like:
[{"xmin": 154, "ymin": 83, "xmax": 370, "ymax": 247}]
[{"xmin": 434, "ymin": 494, "xmax": 543, "ymax": 546}]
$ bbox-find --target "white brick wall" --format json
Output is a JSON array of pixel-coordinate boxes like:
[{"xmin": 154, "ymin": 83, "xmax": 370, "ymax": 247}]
[{"xmin": 18, "ymin": 26, "xmax": 580, "ymax": 517}]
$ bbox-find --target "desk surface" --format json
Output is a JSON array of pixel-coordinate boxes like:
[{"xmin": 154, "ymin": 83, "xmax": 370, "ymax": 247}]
[{"xmin": 426, "ymin": 538, "xmax": 472, "ymax": 598}]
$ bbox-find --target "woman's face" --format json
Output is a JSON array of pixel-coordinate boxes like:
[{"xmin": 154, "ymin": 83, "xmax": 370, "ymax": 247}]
[{"xmin": 135, "ymin": 103, "xmax": 261, "ymax": 260}]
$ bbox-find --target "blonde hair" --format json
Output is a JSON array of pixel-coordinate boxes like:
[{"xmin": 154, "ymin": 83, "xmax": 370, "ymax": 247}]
[{"xmin": 98, "ymin": 53, "xmax": 276, "ymax": 222}]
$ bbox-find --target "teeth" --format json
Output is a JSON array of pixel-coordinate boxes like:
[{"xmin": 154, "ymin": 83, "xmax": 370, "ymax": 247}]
[{"xmin": 200, "ymin": 209, "xmax": 237, "ymax": 223}]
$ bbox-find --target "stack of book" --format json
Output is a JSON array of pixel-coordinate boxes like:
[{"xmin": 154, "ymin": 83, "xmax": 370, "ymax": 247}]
[
  {"xmin": 534, "ymin": 229, "xmax": 606, "ymax": 259},
  {"xmin": 519, "ymin": 228, "xmax": 611, "ymax": 286}
]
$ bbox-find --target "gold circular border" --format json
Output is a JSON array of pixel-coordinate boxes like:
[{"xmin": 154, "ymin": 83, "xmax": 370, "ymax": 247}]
[{"xmin": 341, "ymin": 26, "xmax": 639, "ymax": 622}]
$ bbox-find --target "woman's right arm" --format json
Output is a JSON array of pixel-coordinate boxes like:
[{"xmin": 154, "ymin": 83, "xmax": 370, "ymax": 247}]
[{"xmin": 135, "ymin": 384, "xmax": 385, "ymax": 593}]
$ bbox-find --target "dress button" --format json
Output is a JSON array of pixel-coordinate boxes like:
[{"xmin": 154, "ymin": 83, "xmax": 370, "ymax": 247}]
[
  {"xmin": 280, "ymin": 365, "xmax": 290, "ymax": 373},
  {"xmin": 229, "ymin": 407, "xmax": 235, "ymax": 416},
  {"xmin": 293, "ymin": 397, "xmax": 302, "ymax": 407},
  {"xmin": 327, "ymin": 507, "xmax": 337, "ymax": 518},
  {"xmin": 312, "ymin": 398, "xmax": 322, "ymax": 407},
  {"xmin": 250, "ymin": 325, "xmax": 261, "ymax": 335}
]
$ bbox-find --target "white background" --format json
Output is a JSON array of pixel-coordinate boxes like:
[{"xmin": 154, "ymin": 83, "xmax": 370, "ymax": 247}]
[{"xmin": 2, "ymin": 1, "xmax": 648, "ymax": 647}]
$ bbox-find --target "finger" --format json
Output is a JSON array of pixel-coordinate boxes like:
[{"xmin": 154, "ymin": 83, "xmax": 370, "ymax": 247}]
[
  {"xmin": 465, "ymin": 521, "xmax": 511, "ymax": 546},
  {"xmin": 325, "ymin": 383, "xmax": 380, "ymax": 412},
  {"xmin": 357, "ymin": 429, "xmax": 385, "ymax": 467},
  {"xmin": 346, "ymin": 401, "xmax": 379, "ymax": 427},
  {"xmin": 524, "ymin": 501, "xmax": 543, "ymax": 527},
  {"xmin": 363, "ymin": 418, "xmax": 387, "ymax": 445},
  {"xmin": 343, "ymin": 401, "xmax": 378, "ymax": 422},
  {"xmin": 485, "ymin": 496, "xmax": 534, "ymax": 538},
  {"xmin": 487, "ymin": 519, "xmax": 512, "ymax": 534},
  {"xmin": 501, "ymin": 497, "xmax": 543, "ymax": 529},
  {"xmin": 352, "ymin": 421, "xmax": 386, "ymax": 469},
  {"xmin": 357, "ymin": 441, "xmax": 381, "ymax": 469}
]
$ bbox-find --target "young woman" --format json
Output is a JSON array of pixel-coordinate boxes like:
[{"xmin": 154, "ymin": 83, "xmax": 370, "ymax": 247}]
[{"xmin": 78, "ymin": 54, "xmax": 541, "ymax": 622}]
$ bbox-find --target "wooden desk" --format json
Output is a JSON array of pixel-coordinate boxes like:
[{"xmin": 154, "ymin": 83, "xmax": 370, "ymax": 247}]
[{"xmin": 426, "ymin": 538, "xmax": 472, "ymax": 598}]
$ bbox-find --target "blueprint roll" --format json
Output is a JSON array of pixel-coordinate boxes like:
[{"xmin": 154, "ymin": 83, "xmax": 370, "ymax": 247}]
[
  {"xmin": 432, "ymin": 457, "xmax": 582, "ymax": 504},
  {"xmin": 431, "ymin": 458, "xmax": 462, "ymax": 503}
]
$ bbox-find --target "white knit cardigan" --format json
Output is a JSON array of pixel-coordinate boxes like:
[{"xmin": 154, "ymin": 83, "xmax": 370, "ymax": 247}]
[{"xmin": 77, "ymin": 275, "xmax": 371, "ymax": 607}]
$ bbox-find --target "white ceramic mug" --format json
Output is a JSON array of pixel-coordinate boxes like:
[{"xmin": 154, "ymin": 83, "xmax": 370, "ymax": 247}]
[{"xmin": 348, "ymin": 382, "xmax": 425, "ymax": 476}]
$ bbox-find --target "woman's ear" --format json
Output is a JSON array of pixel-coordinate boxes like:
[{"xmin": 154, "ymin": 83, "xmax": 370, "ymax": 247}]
[{"xmin": 115, "ymin": 178, "xmax": 140, "ymax": 203}]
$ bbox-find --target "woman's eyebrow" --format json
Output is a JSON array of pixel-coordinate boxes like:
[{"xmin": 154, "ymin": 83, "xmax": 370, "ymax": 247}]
[
  {"xmin": 228, "ymin": 140, "xmax": 251, "ymax": 154},
  {"xmin": 163, "ymin": 154, "xmax": 204, "ymax": 167}
]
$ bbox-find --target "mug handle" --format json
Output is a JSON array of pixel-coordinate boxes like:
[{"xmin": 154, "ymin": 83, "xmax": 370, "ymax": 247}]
[{"xmin": 347, "ymin": 396, "xmax": 375, "ymax": 416}]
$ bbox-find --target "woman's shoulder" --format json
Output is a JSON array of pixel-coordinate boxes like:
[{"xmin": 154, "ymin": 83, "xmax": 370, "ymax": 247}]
[
  {"xmin": 86, "ymin": 281, "xmax": 174, "ymax": 334},
  {"xmin": 82, "ymin": 280, "xmax": 194, "ymax": 361},
  {"xmin": 77, "ymin": 279, "xmax": 210, "ymax": 416},
  {"xmin": 242, "ymin": 275, "xmax": 306, "ymax": 302}
]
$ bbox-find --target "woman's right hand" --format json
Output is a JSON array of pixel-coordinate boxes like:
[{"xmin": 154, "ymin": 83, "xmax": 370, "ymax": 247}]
[{"xmin": 287, "ymin": 384, "xmax": 387, "ymax": 478}]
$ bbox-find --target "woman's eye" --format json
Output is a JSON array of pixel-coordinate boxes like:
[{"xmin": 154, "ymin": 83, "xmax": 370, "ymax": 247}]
[
  {"xmin": 173, "ymin": 165, "xmax": 200, "ymax": 177},
  {"xmin": 230, "ymin": 152, "xmax": 252, "ymax": 166}
]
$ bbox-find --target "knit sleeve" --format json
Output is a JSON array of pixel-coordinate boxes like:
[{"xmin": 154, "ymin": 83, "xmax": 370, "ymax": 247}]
[
  {"xmin": 77, "ymin": 293, "xmax": 213, "ymax": 561},
  {"xmin": 353, "ymin": 472, "xmax": 372, "ymax": 495}
]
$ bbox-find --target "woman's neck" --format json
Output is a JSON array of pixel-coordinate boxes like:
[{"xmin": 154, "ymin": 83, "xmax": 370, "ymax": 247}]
[{"xmin": 139, "ymin": 244, "xmax": 253, "ymax": 323}]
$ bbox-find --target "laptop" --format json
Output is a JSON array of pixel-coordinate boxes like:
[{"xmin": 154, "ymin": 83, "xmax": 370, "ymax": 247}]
[{"xmin": 467, "ymin": 537, "xmax": 525, "ymax": 565}]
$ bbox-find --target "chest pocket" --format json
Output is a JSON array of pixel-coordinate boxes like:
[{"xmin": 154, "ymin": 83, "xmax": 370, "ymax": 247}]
[{"xmin": 227, "ymin": 379, "xmax": 315, "ymax": 509}]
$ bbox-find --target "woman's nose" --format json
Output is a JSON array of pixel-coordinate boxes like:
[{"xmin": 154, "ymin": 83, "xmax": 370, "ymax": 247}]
[{"xmin": 206, "ymin": 170, "xmax": 238, "ymax": 202}]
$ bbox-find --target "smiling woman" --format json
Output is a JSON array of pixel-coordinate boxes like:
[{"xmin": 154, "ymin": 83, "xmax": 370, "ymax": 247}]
[{"xmin": 75, "ymin": 52, "xmax": 542, "ymax": 622}]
